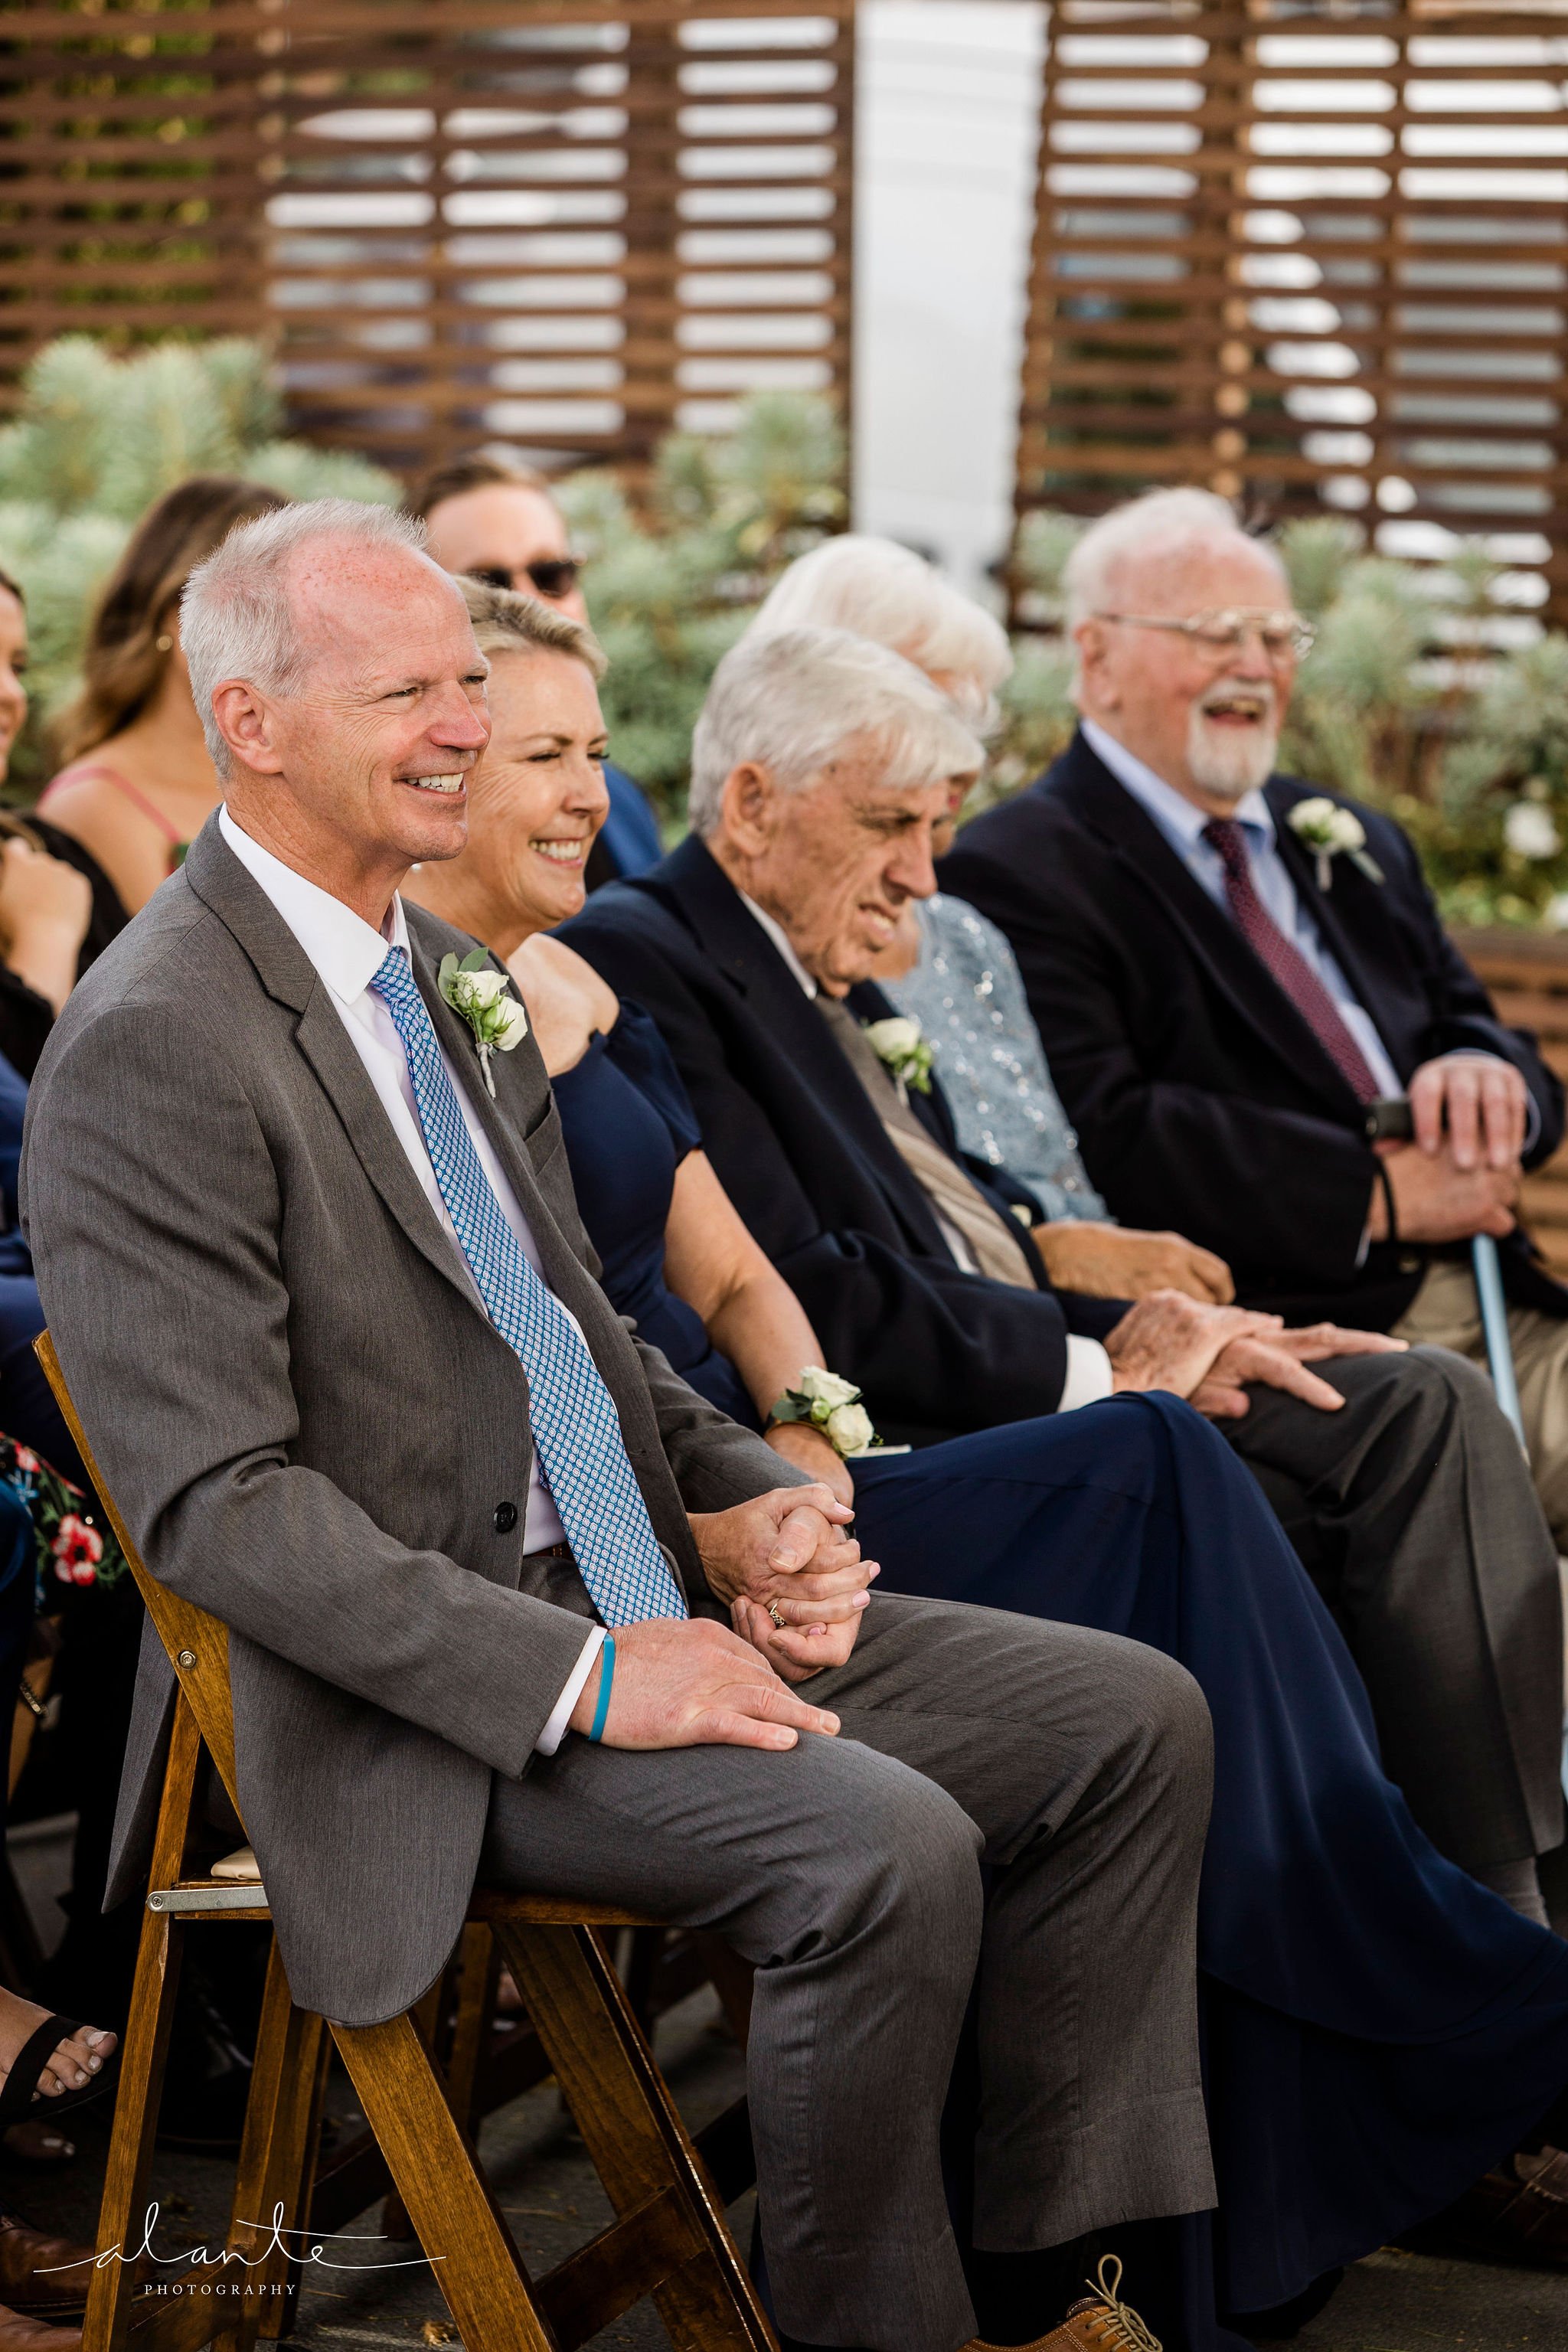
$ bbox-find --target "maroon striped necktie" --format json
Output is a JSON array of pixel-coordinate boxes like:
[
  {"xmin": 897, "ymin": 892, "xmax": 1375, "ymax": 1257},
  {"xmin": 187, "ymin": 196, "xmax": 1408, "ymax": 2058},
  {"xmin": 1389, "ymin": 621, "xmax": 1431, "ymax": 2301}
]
[{"xmin": 1202, "ymin": 818, "xmax": 1380, "ymax": 1103}]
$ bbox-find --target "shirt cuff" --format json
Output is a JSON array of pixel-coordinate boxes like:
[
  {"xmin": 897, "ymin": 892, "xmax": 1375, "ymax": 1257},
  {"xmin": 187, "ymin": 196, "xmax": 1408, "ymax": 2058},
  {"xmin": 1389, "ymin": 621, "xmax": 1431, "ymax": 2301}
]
[
  {"xmin": 1058, "ymin": 1335, "xmax": 1115, "ymax": 1413},
  {"xmin": 534, "ymin": 1625, "xmax": 606, "ymax": 1756}
]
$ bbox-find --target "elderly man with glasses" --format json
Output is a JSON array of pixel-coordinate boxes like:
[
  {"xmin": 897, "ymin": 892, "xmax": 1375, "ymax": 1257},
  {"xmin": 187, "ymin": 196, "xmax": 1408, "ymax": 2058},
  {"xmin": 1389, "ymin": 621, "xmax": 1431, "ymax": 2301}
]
[
  {"xmin": 408, "ymin": 454, "xmax": 664, "ymax": 885},
  {"xmin": 944, "ymin": 482, "xmax": 1568, "ymax": 1763}
]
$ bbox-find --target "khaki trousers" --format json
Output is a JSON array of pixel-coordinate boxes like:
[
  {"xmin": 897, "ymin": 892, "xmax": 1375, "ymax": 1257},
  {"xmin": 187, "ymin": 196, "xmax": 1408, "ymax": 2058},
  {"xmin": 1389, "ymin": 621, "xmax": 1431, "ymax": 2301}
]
[{"xmin": 1393, "ymin": 1261, "xmax": 1568, "ymax": 1549}]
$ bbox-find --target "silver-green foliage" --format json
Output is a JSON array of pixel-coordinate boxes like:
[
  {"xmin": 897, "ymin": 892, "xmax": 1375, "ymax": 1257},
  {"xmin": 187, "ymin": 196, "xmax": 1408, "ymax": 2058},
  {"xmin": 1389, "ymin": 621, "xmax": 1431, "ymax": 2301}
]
[{"xmin": 0, "ymin": 336, "xmax": 399, "ymax": 787}]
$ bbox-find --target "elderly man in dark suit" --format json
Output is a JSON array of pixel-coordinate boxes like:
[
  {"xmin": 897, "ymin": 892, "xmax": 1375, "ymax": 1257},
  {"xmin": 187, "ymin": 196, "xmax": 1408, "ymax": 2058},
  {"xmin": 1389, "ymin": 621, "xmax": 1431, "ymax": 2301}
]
[
  {"xmin": 565, "ymin": 623, "xmax": 1567, "ymax": 1928},
  {"xmin": 939, "ymin": 488, "xmax": 1568, "ymax": 1554},
  {"xmin": 21, "ymin": 501, "xmax": 1214, "ymax": 2352}
]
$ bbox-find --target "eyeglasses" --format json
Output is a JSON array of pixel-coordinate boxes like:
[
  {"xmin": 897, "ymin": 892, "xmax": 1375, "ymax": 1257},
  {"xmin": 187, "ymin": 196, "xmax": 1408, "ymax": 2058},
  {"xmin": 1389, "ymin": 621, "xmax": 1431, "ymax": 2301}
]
[
  {"xmin": 470, "ymin": 557, "xmax": 583, "ymax": 603},
  {"xmin": 1093, "ymin": 608, "xmax": 1316, "ymax": 661}
]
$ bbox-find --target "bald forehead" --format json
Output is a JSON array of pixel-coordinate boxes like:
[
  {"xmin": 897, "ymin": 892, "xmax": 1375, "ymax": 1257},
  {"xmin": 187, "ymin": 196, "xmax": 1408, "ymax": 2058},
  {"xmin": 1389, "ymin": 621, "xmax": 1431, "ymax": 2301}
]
[
  {"xmin": 284, "ymin": 531, "xmax": 457, "ymax": 611},
  {"xmin": 1107, "ymin": 530, "xmax": 1286, "ymax": 616},
  {"xmin": 278, "ymin": 534, "xmax": 479, "ymax": 687}
]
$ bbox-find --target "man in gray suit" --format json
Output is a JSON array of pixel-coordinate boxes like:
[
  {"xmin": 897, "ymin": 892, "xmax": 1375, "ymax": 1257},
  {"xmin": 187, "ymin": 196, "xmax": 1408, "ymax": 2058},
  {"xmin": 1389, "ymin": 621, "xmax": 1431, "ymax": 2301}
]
[{"xmin": 20, "ymin": 503, "xmax": 1214, "ymax": 2352}]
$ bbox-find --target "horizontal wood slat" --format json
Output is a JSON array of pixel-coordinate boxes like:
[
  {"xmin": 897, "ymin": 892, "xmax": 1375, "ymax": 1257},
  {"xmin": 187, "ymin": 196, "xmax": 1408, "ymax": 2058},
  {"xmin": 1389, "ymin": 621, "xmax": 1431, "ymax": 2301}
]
[
  {"xmin": 1462, "ymin": 932, "xmax": 1568, "ymax": 1275},
  {"xmin": 0, "ymin": 0, "xmax": 856, "ymax": 477},
  {"xmin": 1014, "ymin": 2, "xmax": 1568, "ymax": 631}
]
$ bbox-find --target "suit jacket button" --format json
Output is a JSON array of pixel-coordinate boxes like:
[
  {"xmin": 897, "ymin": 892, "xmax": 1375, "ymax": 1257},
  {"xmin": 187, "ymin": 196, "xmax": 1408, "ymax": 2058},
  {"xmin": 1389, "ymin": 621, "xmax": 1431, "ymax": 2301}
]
[{"xmin": 493, "ymin": 1501, "xmax": 518, "ymax": 1534}]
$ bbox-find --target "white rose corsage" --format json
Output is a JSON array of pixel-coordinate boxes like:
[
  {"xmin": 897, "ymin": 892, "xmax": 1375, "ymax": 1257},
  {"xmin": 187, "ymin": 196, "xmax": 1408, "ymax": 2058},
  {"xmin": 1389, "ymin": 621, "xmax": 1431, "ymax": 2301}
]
[
  {"xmin": 863, "ymin": 1014, "xmax": 934, "ymax": 1097},
  {"xmin": 438, "ymin": 948, "xmax": 529, "ymax": 1096},
  {"xmin": 1287, "ymin": 797, "xmax": 1385, "ymax": 893},
  {"xmin": 768, "ymin": 1366, "xmax": 909, "ymax": 1459}
]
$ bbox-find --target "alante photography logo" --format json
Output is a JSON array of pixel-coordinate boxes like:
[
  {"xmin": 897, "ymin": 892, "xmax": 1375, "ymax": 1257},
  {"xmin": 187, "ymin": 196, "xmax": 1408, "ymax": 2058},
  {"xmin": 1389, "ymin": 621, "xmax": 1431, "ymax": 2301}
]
[{"xmin": 51, "ymin": 2202, "xmax": 443, "ymax": 2298}]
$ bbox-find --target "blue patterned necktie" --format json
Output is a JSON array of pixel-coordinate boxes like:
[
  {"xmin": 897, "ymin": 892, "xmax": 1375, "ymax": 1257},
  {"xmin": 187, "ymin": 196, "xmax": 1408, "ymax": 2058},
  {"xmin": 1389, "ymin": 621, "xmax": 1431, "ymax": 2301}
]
[{"xmin": 369, "ymin": 946, "xmax": 687, "ymax": 1627}]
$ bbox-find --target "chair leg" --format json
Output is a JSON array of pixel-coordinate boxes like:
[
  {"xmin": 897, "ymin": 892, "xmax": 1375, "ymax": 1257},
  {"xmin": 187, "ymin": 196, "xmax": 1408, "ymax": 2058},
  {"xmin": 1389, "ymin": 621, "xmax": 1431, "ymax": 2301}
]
[
  {"xmin": 446, "ymin": 1922, "xmax": 499, "ymax": 2138},
  {"xmin": 84, "ymin": 1697, "xmax": 204, "ymax": 2352},
  {"xmin": 213, "ymin": 1937, "xmax": 326, "ymax": 2352},
  {"xmin": 493, "ymin": 1919, "xmax": 774, "ymax": 2352},
  {"xmin": 378, "ymin": 1970, "xmax": 449, "ymax": 2243},
  {"xmin": 330, "ymin": 2010, "xmax": 557, "ymax": 2352}
]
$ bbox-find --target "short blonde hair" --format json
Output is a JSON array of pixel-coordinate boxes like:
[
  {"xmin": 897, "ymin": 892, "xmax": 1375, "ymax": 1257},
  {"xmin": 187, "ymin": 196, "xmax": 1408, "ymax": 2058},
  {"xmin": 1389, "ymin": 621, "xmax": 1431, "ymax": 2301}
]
[{"xmin": 458, "ymin": 574, "xmax": 607, "ymax": 678}]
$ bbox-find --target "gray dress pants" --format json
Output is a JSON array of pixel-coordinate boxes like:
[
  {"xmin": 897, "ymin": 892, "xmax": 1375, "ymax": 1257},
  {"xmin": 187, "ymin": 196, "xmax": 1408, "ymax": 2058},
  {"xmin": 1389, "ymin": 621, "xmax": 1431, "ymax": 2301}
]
[
  {"xmin": 482, "ymin": 1589, "xmax": 1215, "ymax": 2352},
  {"xmin": 1226, "ymin": 1344, "xmax": 1566, "ymax": 1872}
]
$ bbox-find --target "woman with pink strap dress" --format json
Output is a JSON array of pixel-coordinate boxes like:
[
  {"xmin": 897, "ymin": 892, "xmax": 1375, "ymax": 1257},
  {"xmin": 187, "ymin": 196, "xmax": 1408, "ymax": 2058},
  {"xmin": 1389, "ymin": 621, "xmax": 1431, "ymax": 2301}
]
[{"xmin": 36, "ymin": 476, "xmax": 289, "ymax": 918}]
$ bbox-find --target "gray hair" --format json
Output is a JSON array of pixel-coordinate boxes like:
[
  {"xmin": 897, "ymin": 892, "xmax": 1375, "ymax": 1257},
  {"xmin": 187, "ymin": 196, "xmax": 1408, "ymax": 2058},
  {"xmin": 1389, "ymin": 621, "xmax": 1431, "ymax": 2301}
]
[
  {"xmin": 458, "ymin": 574, "xmax": 606, "ymax": 679},
  {"xmin": 747, "ymin": 534, "xmax": 1011, "ymax": 728},
  {"xmin": 1062, "ymin": 488, "xmax": 1281, "ymax": 634},
  {"xmin": 688, "ymin": 626, "xmax": 985, "ymax": 839},
  {"xmin": 181, "ymin": 499, "xmax": 447, "ymax": 777}
]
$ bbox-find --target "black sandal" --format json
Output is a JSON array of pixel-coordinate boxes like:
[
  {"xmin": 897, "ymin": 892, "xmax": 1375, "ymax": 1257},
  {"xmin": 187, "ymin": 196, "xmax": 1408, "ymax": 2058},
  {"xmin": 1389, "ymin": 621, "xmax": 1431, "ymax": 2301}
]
[{"xmin": 0, "ymin": 2016, "xmax": 117, "ymax": 2130}]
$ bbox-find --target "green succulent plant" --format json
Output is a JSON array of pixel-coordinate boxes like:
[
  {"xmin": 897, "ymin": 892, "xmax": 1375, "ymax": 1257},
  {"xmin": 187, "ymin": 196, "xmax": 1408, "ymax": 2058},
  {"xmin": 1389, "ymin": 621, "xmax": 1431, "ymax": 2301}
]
[{"xmin": 0, "ymin": 336, "xmax": 400, "ymax": 791}]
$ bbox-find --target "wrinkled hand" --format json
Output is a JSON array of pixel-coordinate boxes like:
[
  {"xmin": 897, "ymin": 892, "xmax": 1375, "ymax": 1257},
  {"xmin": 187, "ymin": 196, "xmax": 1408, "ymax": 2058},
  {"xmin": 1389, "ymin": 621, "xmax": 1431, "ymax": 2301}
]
[
  {"xmin": 1370, "ymin": 1139, "xmax": 1517, "ymax": 1245},
  {"xmin": 1105, "ymin": 1291, "xmax": 1283, "ymax": 1400},
  {"xmin": 764, "ymin": 1419, "xmax": 856, "ymax": 1508},
  {"xmin": 1033, "ymin": 1220, "xmax": 1233, "ymax": 1305},
  {"xmin": 567, "ymin": 1615, "xmax": 840, "ymax": 1750},
  {"xmin": 1192, "ymin": 1323, "xmax": 1406, "ymax": 1420},
  {"xmin": 1410, "ymin": 1051, "xmax": 1527, "ymax": 1171}
]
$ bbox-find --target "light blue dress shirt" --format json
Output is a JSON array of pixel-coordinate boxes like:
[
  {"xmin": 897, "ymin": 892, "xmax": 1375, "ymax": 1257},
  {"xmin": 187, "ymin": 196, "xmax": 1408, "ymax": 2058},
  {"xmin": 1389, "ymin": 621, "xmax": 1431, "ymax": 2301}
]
[{"xmin": 1080, "ymin": 717, "xmax": 1403, "ymax": 1100}]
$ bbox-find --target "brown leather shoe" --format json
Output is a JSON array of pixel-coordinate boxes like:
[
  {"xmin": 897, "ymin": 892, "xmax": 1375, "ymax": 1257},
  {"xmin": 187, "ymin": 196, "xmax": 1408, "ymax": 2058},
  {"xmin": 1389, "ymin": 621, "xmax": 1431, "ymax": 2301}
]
[
  {"xmin": 0, "ymin": 2308, "xmax": 80, "ymax": 2349},
  {"xmin": 0, "ymin": 2214, "xmax": 96, "ymax": 2322},
  {"xmin": 1405, "ymin": 2143, "xmax": 1568, "ymax": 2267},
  {"xmin": 965, "ymin": 2256, "xmax": 1161, "ymax": 2351}
]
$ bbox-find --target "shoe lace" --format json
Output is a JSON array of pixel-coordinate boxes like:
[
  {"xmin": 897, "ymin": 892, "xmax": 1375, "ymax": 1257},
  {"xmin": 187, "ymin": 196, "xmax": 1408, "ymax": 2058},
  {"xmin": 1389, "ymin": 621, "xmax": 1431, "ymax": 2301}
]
[{"xmin": 1079, "ymin": 2256, "xmax": 1162, "ymax": 2352}]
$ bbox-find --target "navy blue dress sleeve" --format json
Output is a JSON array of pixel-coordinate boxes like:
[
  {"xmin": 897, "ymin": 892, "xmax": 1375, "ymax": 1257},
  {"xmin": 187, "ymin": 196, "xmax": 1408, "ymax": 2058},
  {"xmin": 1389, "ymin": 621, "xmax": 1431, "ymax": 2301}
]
[{"xmin": 601, "ymin": 1000, "xmax": 703, "ymax": 1161}]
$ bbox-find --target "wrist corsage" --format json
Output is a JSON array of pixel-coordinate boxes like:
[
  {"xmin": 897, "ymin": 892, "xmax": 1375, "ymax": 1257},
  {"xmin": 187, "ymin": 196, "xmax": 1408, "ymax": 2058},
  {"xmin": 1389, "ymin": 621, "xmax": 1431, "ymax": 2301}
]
[{"xmin": 767, "ymin": 1366, "xmax": 907, "ymax": 1459}]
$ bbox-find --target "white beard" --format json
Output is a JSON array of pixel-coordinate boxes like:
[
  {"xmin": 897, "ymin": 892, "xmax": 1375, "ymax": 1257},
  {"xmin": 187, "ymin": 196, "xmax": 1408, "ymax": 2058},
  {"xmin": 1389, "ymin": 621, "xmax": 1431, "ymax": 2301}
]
[{"xmin": 1186, "ymin": 707, "xmax": 1279, "ymax": 800}]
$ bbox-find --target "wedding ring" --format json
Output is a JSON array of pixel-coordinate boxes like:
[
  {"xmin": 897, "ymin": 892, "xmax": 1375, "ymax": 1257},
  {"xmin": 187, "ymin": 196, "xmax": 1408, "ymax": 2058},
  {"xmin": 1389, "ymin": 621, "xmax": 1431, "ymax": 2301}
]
[{"xmin": 766, "ymin": 1600, "xmax": 785, "ymax": 1629}]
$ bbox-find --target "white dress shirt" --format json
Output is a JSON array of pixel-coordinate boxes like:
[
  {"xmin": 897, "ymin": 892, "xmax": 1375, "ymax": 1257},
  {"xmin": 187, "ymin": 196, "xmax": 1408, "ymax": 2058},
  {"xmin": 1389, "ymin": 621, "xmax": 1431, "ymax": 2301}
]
[
  {"xmin": 738, "ymin": 892, "xmax": 1113, "ymax": 1413},
  {"xmin": 219, "ymin": 807, "xmax": 602, "ymax": 1750}
]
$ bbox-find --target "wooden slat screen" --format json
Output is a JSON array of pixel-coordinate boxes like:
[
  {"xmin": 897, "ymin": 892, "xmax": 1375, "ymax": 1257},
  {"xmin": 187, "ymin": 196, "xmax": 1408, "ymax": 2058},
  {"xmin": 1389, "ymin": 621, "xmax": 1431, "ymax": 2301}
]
[
  {"xmin": 0, "ymin": 0, "xmax": 855, "ymax": 475},
  {"xmin": 1015, "ymin": 2, "xmax": 1568, "ymax": 629},
  {"xmin": 1462, "ymin": 932, "xmax": 1568, "ymax": 1274}
]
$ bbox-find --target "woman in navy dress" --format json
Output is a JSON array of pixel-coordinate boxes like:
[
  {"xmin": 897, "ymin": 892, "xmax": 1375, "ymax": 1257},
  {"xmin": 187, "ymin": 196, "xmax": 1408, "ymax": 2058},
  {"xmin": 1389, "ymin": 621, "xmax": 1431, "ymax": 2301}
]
[{"xmin": 406, "ymin": 580, "xmax": 1568, "ymax": 2352}]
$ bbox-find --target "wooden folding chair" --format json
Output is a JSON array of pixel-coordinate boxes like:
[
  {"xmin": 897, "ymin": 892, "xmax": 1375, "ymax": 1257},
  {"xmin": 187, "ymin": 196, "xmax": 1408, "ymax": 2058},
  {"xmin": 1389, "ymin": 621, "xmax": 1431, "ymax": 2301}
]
[{"xmin": 36, "ymin": 1334, "xmax": 773, "ymax": 2352}]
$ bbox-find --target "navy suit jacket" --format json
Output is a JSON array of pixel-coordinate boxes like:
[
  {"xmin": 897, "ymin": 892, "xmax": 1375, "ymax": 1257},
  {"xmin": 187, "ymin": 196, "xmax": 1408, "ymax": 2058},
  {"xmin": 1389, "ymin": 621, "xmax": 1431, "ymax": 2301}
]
[
  {"xmin": 586, "ymin": 763, "xmax": 665, "ymax": 890},
  {"xmin": 561, "ymin": 835, "xmax": 1125, "ymax": 1446},
  {"xmin": 940, "ymin": 727, "xmax": 1568, "ymax": 1331}
]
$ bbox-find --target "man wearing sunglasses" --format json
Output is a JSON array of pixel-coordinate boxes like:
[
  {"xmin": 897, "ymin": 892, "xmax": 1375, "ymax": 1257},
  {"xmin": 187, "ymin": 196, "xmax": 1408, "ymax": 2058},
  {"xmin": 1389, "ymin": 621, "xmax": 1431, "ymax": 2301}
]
[{"xmin": 408, "ymin": 454, "xmax": 663, "ymax": 885}]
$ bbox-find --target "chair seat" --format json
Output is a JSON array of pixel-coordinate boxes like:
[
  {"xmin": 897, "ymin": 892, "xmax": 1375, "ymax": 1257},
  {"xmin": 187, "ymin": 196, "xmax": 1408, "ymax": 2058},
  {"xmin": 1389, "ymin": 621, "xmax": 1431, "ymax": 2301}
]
[{"xmin": 469, "ymin": 1886, "xmax": 665, "ymax": 1931}]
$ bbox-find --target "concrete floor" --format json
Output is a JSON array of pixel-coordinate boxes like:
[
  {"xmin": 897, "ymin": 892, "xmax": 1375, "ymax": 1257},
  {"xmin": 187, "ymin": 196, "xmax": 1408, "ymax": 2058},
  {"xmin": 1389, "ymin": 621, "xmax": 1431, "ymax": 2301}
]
[{"xmin": 8, "ymin": 1818, "xmax": 1568, "ymax": 2352}]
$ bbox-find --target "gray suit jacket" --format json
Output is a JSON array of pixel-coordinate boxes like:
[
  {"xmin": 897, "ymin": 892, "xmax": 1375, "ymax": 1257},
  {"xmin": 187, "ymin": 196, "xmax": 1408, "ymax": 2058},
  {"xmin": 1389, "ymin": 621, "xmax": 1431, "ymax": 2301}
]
[{"xmin": 20, "ymin": 816, "xmax": 801, "ymax": 2024}]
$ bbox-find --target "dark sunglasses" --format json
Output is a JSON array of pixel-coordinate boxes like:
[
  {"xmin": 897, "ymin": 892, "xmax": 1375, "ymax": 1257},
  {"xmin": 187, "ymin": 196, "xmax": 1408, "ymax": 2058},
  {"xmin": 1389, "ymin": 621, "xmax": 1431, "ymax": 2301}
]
[{"xmin": 471, "ymin": 557, "xmax": 583, "ymax": 602}]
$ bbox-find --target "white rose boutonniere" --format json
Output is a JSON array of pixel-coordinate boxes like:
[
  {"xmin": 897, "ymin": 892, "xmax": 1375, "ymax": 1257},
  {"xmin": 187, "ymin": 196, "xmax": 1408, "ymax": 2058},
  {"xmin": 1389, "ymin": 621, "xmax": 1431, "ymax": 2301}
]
[
  {"xmin": 768, "ymin": 1366, "xmax": 908, "ymax": 1459},
  {"xmin": 1287, "ymin": 797, "xmax": 1385, "ymax": 893},
  {"xmin": 438, "ymin": 948, "xmax": 529, "ymax": 1096},
  {"xmin": 863, "ymin": 1014, "xmax": 934, "ymax": 1098}
]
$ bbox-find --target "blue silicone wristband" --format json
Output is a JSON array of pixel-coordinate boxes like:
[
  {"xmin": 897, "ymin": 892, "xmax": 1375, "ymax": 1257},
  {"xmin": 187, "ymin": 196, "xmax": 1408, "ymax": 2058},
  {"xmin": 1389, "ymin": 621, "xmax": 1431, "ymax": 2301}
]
[{"xmin": 588, "ymin": 1635, "xmax": 615, "ymax": 1743}]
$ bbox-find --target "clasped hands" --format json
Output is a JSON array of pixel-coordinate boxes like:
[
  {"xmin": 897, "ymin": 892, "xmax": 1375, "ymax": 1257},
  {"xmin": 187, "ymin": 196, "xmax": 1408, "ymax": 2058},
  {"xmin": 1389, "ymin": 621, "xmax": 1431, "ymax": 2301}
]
[
  {"xmin": 567, "ymin": 1484, "xmax": 874, "ymax": 1754},
  {"xmin": 1367, "ymin": 1051, "xmax": 1526, "ymax": 1245}
]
